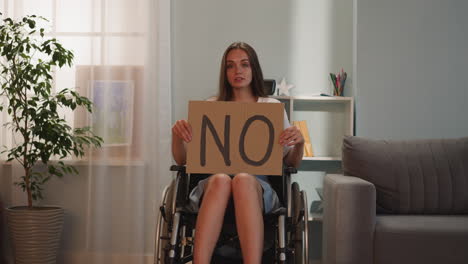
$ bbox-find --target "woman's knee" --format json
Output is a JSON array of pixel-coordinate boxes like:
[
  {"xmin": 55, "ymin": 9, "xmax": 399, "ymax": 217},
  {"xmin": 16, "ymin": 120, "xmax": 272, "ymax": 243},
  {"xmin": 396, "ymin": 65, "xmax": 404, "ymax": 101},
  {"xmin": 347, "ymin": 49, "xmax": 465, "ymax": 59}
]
[
  {"xmin": 232, "ymin": 173, "xmax": 260, "ymax": 193},
  {"xmin": 206, "ymin": 173, "xmax": 231, "ymax": 194},
  {"xmin": 232, "ymin": 173, "xmax": 263, "ymax": 211}
]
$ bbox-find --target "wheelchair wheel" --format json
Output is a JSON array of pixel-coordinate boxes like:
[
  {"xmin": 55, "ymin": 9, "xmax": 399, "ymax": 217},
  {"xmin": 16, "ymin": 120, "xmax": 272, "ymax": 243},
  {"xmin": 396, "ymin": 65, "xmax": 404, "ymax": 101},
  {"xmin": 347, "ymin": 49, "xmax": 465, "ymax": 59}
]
[
  {"xmin": 155, "ymin": 186, "xmax": 170, "ymax": 264},
  {"xmin": 300, "ymin": 190, "xmax": 309, "ymax": 264},
  {"xmin": 292, "ymin": 182, "xmax": 301, "ymax": 225},
  {"xmin": 166, "ymin": 179, "xmax": 178, "ymax": 224},
  {"xmin": 290, "ymin": 183, "xmax": 309, "ymax": 264},
  {"xmin": 156, "ymin": 180, "xmax": 194, "ymax": 264}
]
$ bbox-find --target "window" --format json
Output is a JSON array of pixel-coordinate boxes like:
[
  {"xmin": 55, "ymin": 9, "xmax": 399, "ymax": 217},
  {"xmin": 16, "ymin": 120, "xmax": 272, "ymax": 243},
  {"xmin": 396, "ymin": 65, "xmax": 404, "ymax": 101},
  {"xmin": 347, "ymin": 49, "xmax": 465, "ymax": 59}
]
[{"xmin": 1, "ymin": 0, "xmax": 148, "ymax": 160}]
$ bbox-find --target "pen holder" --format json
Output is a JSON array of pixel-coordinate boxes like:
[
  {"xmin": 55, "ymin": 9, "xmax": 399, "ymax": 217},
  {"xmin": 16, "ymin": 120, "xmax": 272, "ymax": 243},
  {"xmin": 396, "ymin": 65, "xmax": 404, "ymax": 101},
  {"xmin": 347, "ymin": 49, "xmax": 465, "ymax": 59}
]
[
  {"xmin": 333, "ymin": 87, "xmax": 343, "ymax": 96},
  {"xmin": 330, "ymin": 71, "xmax": 347, "ymax": 96}
]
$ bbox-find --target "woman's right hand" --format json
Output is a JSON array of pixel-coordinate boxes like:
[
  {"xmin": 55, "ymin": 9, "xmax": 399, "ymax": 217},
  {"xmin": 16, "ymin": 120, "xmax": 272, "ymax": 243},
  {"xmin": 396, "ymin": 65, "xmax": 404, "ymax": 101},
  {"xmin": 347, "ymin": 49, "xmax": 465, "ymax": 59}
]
[{"xmin": 172, "ymin": 120, "xmax": 192, "ymax": 143}]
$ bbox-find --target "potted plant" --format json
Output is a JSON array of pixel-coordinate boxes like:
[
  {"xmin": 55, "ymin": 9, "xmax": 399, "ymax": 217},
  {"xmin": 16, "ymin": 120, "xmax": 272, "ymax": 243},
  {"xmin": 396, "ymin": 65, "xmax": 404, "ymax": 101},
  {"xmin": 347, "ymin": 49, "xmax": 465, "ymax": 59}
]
[{"xmin": 0, "ymin": 14, "xmax": 103, "ymax": 263}]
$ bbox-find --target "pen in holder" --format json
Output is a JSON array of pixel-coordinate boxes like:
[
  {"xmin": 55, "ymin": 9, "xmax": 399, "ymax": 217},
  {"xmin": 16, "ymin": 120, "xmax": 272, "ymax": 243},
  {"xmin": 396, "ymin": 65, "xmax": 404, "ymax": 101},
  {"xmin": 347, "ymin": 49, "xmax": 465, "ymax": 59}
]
[{"xmin": 330, "ymin": 69, "xmax": 347, "ymax": 96}]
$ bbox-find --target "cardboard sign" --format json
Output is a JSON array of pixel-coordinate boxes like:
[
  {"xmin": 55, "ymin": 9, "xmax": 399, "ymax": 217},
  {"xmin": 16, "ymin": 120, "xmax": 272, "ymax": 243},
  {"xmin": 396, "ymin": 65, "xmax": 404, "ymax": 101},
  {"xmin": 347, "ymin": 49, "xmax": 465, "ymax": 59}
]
[{"xmin": 187, "ymin": 101, "xmax": 284, "ymax": 175}]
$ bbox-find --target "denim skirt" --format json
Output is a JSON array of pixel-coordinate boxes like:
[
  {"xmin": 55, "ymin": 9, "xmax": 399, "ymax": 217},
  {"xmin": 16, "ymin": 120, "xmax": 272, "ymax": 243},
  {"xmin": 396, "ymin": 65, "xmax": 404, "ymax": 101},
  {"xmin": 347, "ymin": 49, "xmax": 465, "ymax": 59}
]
[{"xmin": 186, "ymin": 174, "xmax": 281, "ymax": 214}]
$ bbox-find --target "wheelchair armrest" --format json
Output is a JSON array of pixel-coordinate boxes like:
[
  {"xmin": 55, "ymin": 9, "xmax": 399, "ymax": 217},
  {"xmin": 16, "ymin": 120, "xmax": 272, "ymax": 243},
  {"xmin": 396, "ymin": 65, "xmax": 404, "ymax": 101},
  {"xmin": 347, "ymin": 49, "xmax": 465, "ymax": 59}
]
[
  {"xmin": 170, "ymin": 165, "xmax": 186, "ymax": 173},
  {"xmin": 284, "ymin": 167, "xmax": 297, "ymax": 174}
]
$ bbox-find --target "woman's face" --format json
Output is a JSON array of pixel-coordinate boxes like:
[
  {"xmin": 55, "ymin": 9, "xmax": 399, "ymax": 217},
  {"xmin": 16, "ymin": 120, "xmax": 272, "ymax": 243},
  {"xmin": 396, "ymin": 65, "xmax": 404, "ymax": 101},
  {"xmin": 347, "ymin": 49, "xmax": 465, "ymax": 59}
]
[{"xmin": 226, "ymin": 48, "xmax": 253, "ymax": 90}]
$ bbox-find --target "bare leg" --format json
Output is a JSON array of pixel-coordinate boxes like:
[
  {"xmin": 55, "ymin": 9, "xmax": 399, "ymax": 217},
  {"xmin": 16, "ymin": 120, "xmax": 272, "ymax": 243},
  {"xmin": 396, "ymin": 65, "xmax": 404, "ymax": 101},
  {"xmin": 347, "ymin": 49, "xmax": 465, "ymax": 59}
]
[
  {"xmin": 193, "ymin": 173, "xmax": 231, "ymax": 264},
  {"xmin": 232, "ymin": 173, "xmax": 264, "ymax": 264}
]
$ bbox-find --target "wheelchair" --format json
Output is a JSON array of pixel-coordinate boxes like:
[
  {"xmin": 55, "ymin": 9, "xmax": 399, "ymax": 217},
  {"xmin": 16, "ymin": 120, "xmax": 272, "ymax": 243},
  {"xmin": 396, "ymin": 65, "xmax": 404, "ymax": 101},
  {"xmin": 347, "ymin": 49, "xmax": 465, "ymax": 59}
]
[{"xmin": 154, "ymin": 165, "xmax": 309, "ymax": 264}]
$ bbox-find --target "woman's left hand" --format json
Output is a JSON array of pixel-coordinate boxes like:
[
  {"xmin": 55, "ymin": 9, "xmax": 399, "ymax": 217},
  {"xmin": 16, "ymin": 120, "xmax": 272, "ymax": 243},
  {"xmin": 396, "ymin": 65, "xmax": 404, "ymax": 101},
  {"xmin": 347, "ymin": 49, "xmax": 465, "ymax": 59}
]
[{"xmin": 279, "ymin": 126, "xmax": 304, "ymax": 146}]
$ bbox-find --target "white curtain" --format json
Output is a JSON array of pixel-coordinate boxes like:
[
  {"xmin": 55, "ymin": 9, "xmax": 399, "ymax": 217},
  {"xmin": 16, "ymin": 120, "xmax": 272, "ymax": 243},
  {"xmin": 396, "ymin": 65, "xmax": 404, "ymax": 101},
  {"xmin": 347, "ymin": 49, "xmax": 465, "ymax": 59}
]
[{"xmin": 0, "ymin": 0, "xmax": 172, "ymax": 263}]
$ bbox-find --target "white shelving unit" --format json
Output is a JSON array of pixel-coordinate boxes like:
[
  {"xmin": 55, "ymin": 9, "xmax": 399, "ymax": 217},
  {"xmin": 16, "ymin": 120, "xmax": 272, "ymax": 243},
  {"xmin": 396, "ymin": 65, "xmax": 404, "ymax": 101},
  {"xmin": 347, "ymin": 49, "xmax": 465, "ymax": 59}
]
[
  {"xmin": 271, "ymin": 95, "xmax": 354, "ymax": 222},
  {"xmin": 271, "ymin": 95, "xmax": 354, "ymax": 161}
]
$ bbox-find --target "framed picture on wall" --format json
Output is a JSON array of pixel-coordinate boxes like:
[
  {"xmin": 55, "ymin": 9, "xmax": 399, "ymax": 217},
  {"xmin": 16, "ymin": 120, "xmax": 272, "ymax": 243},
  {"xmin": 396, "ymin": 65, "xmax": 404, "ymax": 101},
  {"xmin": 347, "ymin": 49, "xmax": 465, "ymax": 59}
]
[
  {"xmin": 90, "ymin": 80, "xmax": 134, "ymax": 146},
  {"xmin": 74, "ymin": 66, "xmax": 144, "ymax": 161}
]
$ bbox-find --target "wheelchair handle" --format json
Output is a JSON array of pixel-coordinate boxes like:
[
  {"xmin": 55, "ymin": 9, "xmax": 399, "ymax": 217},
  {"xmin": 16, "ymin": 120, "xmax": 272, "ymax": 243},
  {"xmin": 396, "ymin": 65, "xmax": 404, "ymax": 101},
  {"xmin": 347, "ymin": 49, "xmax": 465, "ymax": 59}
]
[{"xmin": 170, "ymin": 165, "xmax": 186, "ymax": 173}]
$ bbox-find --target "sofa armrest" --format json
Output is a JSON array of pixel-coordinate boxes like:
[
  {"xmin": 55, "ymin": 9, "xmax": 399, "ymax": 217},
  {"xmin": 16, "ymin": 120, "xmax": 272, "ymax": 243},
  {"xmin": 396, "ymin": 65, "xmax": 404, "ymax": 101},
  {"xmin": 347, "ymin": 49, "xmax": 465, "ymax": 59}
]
[{"xmin": 323, "ymin": 174, "xmax": 376, "ymax": 264}]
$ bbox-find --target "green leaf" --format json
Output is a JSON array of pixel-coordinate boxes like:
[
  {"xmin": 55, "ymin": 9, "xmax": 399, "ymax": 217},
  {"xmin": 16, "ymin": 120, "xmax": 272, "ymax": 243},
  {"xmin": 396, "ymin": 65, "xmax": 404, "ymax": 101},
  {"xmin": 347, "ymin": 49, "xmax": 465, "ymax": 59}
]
[{"xmin": 27, "ymin": 20, "xmax": 36, "ymax": 29}]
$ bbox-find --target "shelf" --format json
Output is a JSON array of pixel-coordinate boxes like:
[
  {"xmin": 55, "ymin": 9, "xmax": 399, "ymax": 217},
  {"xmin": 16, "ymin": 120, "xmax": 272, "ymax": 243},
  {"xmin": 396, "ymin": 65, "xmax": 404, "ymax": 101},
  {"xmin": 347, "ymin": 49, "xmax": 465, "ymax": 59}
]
[
  {"xmin": 308, "ymin": 212, "xmax": 323, "ymax": 222},
  {"xmin": 302, "ymin": 156, "xmax": 341, "ymax": 161},
  {"xmin": 309, "ymin": 197, "xmax": 323, "ymax": 221}
]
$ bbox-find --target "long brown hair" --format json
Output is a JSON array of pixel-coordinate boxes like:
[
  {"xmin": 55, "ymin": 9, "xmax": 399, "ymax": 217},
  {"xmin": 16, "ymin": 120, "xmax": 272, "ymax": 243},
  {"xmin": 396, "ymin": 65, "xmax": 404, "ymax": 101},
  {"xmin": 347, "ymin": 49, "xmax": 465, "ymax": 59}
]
[{"xmin": 217, "ymin": 42, "xmax": 266, "ymax": 101}]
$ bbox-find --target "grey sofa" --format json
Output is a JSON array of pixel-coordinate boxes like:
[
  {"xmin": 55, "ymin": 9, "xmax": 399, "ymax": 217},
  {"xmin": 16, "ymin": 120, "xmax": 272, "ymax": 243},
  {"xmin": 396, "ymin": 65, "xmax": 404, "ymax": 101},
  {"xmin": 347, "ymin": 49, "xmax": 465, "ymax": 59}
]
[{"xmin": 323, "ymin": 136, "xmax": 468, "ymax": 264}]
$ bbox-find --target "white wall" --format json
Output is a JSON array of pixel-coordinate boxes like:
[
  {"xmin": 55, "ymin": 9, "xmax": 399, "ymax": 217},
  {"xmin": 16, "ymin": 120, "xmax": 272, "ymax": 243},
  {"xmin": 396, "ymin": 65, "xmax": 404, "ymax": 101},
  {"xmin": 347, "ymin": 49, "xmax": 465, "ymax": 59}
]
[
  {"xmin": 172, "ymin": 0, "xmax": 353, "ymax": 121},
  {"xmin": 355, "ymin": 0, "xmax": 468, "ymax": 139}
]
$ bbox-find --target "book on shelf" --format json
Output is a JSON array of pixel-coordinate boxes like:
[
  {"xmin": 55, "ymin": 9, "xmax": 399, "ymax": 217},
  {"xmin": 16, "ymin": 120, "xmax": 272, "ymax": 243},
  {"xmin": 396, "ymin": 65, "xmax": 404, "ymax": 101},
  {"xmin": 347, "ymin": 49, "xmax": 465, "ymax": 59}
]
[{"xmin": 291, "ymin": 120, "xmax": 314, "ymax": 157}]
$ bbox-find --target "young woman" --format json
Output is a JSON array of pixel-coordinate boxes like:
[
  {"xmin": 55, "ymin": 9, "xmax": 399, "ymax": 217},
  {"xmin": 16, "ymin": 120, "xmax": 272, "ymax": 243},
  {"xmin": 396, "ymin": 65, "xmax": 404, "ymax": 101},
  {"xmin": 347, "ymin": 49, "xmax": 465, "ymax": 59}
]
[{"xmin": 172, "ymin": 42, "xmax": 304, "ymax": 264}]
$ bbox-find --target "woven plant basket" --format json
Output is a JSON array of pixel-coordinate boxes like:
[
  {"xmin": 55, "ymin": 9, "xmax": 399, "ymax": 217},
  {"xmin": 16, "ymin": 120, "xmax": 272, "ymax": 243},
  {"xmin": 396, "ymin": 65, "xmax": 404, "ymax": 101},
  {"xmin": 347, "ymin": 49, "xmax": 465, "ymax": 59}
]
[{"xmin": 6, "ymin": 206, "xmax": 64, "ymax": 264}]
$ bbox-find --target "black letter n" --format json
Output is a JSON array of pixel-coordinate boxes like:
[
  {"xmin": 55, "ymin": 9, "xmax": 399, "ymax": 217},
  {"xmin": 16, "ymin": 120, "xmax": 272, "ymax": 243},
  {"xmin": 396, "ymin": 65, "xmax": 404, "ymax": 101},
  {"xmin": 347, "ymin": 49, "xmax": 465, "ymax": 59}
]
[{"xmin": 200, "ymin": 115, "xmax": 231, "ymax": 166}]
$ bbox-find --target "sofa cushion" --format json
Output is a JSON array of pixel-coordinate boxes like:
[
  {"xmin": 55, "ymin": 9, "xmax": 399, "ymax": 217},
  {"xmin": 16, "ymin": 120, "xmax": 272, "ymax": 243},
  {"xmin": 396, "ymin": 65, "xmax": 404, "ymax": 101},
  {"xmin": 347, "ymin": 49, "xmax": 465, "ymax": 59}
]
[
  {"xmin": 342, "ymin": 136, "xmax": 468, "ymax": 214},
  {"xmin": 374, "ymin": 215, "xmax": 468, "ymax": 264}
]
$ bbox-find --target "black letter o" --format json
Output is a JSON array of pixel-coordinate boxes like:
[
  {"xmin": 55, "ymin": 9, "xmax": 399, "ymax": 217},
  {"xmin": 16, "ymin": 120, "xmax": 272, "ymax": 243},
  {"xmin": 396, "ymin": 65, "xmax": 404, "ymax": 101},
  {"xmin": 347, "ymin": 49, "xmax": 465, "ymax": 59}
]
[{"xmin": 239, "ymin": 115, "xmax": 274, "ymax": 166}]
